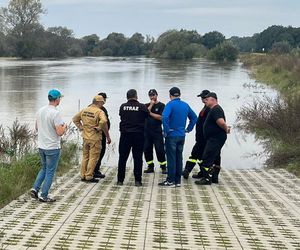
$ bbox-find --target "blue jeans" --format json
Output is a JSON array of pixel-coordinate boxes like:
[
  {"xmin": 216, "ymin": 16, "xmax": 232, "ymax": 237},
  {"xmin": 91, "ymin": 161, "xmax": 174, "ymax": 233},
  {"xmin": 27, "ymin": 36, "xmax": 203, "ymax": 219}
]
[
  {"xmin": 165, "ymin": 136, "xmax": 185, "ymax": 184},
  {"xmin": 33, "ymin": 148, "xmax": 61, "ymax": 199}
]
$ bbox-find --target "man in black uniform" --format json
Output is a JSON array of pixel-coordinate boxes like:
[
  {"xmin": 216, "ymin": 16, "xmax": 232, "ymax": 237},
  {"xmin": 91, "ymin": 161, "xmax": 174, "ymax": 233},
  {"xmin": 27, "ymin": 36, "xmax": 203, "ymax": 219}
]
[
  {"xmin": 143, "ymin": 89, "xmax": 167, "ymax": 174},
  {"xmin": 182, "ymin": 90, "xmax": 211, "ymax": 179},
  {"xmin": 117, "ymin": 89, "xmax": 149, "ymax": 186},
  {"xmin": 195, "ymin": 92, "xmax": 230, "ymax": 185},
  {"xmin": 94, "ymin": 92, "xmax": 111, "ymax": 178}
]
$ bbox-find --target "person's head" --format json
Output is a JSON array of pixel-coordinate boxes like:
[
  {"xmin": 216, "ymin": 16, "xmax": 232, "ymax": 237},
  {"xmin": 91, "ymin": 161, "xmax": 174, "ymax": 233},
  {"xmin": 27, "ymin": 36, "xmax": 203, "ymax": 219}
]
[
  {"xmin": 127, "ymin": 89, "xmax": 138, "ymax": 100},
  {"xmin": 92, "ymin": 95, "xmax": 105, "ymax": 107},
  {"xmin": 169, "ymin": 87, "xmax": 181, "ymax": 99},
  {"xmin": 48, "ymin": 89, "xmax": 63, "ymax": 106},
  {"xmin": 204, "ymin": 92, "xmax": 218, "ymax": 107},
  {"xmin": 98, "ymin": 92, "xmax": 107, "ymax": 104},
  {"xmin": 148, "ymin": 89, "xmax": 158, "ymax": 101},
  {"xmin": 197, "ymin": 89, "xmax": 210, "ymax": 104}
]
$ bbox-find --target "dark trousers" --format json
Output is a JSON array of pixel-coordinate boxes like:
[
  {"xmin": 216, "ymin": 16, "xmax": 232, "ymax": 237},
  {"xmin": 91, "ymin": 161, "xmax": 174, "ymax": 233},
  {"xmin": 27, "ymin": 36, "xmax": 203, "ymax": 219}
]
[
  {"xmin": 144, "ymin": 131, "xmax": 166, "ymax": 165},
  {"xmin": 185, "ymin": 140, "xmax": 206, "ymax": 172},
  {"xmin": 200, "ymin": 135, "xmax": 226, "ymax": 178},
  {"xmin": 185, "ymin": 139, "xmax": 221, "ymax": 173},
  {"xmin": 118, "ymin": 132, "xmax": 144, "ymax": 182},
  {"xmin": 94, "ymin": 133, "xmax": 106, "ymax": 173}
]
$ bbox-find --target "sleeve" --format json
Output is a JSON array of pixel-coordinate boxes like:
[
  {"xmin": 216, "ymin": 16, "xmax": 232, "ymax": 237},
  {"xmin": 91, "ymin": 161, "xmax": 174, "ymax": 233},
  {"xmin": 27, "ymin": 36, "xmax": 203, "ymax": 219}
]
[
  {"xmin": 185, "ymin": 106, "xmax": 198, "ymax": 132},
  {"xmin": 53, "ymin": 111, "xmax": 64, "ymax": 126},
  {"xmin": 158, "ymin": 103, "xmax": 165, "ymax": 115},
  {"xmin": 162, "ymin": 103, "xmax": 171, "ymax": 136},
  {"xmin": 72, "ymin": 110, "xmax": 83, "ymax": 130},
  {"xmin": 211, "ymin": 108, "xmax": 223, "ymax": 121}
]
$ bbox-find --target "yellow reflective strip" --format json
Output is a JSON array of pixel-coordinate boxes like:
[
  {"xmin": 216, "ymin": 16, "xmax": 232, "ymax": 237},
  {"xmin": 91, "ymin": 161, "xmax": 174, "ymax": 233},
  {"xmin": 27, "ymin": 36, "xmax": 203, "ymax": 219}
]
[
  {"xmin": 146, "ymin": 160, "xmax": 154, "ymax": 165},
  {"xmin": 159, "ymin": 161, "xmax": 167, "ymax": 165},
  {"xmin": 188, "ymin": 159, "xmax": 197, "ymax": 163},
  {"xmin": 204, "ymin": 167, "xmax": 210, "ymax": 172}
]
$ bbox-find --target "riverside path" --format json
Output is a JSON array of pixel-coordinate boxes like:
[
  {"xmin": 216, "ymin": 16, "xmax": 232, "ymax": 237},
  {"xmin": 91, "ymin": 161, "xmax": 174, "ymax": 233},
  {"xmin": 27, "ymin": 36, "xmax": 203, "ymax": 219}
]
[{"xmin": 0, "ymin": 166, "xmax": 299, "ymax": 249}]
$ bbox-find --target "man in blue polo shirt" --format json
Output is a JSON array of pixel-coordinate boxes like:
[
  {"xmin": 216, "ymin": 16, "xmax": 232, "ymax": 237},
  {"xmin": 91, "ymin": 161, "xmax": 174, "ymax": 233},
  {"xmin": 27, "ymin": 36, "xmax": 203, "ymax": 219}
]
[{"xmin": 159, "ymin": 87, "xmax": 197, "ymax": 187}]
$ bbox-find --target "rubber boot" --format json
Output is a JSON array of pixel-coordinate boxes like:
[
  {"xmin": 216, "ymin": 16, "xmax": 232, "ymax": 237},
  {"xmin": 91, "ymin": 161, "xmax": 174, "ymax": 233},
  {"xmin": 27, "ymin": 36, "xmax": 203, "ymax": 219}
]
[
  {"xmin": 144, "ymin": 163, "xmax": 154, "ymax": 173},
  {"xmin": 182, "ymin": 160, "xmax": 196, "ymax": 179},
  {"xmin": 211, "ymin": 165, "xmax": 221, "ymax": 184},
  {"xmin": 195, "ymin": 166, "xmax": 211, "ymax": 185}
]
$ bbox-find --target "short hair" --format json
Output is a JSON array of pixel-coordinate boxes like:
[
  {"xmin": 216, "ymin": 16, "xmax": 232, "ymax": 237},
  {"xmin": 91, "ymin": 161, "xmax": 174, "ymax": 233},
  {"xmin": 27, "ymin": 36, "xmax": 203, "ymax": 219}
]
[
  {"xmin": 127, "ymin": 89, "xmax": 137, "ymax": 99},
  {"xmin": 48, "ymin": 95, "xmax": 56, "ymax": 102}
]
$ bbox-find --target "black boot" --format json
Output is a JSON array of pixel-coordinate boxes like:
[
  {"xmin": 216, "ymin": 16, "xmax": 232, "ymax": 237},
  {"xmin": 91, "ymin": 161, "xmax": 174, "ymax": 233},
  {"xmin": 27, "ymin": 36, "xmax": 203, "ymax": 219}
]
[
  {"xmin": 182, "ymin": 169, "xmax": 189, "ymax": 179},
  {"xmin": 144, "ymin": 164, "xmax": 154, "ymax": 173},
  {"xmin": 160, "ymin": 165, "xmax": 167, "ymax": 174},
  {"xmin": 195, "ymin": 166, "xmax": 211, "ymax": 185},
  {"xmin": 211, "ymin": 165, "xmax": 221, "ymax": 184},
  {"xmin": 192, "ymin": 171, "xmax": 203, "ymax": 179}
]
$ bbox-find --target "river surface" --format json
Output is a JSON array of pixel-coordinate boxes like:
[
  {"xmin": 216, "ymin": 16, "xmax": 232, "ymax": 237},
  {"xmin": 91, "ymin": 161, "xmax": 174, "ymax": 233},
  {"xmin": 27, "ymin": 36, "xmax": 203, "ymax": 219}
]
[{"xmin": 0, "ymin": 57, "xmax": 276, "ymax": 169}]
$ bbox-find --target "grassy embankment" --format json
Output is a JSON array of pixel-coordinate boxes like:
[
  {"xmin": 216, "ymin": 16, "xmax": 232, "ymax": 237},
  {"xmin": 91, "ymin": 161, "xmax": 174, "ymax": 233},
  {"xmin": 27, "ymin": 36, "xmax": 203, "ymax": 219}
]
[
  {"xmin": 238, "ymin": 53, "xmax": 300, "ymax": 176},
  {"xmin": 0, "ymin": 121, "xmax": 78, "ymax": 208}
]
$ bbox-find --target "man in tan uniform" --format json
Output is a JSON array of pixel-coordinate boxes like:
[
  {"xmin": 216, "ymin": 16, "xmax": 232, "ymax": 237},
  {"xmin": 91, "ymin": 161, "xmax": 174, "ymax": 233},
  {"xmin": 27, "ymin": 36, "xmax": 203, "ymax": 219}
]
[{"xmin": 73, "ymin": 95, "xmax": 107, "ymax": 183}]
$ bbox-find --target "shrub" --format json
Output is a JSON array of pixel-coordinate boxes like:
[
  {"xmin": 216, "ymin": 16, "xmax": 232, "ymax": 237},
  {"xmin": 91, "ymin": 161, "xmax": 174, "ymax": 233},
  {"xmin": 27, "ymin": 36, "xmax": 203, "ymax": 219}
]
[{"xmin": 207, "ymin": 41, "xmax": 239, "ymax": 62}]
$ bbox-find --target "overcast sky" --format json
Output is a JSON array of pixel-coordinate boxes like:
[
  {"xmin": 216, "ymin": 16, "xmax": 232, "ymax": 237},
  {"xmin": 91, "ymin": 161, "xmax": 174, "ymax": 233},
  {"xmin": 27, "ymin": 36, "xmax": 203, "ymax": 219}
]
[{"xmin": 1, "ymin": 0, "xmax": 300, "ymax": 39}]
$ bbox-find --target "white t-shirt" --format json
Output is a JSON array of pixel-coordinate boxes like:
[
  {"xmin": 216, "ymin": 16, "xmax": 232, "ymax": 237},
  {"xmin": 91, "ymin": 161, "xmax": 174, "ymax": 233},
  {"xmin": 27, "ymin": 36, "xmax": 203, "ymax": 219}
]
[{"xmin": 36, "ymin": 105, "xmax": 64, "ymax": 150}]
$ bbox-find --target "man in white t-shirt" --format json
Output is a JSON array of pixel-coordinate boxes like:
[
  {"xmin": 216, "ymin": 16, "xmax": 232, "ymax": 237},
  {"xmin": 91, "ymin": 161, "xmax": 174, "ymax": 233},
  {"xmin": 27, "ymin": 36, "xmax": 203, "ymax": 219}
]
[{"xmin": 30, "ymin": 89, "xmax": 67, "ymax": 202}]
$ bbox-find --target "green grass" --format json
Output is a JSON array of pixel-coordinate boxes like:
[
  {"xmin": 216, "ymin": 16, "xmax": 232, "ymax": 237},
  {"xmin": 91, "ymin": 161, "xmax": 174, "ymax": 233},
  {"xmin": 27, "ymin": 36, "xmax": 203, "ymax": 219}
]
[{"xmin": 0, "ymin": 142, "xmax": 78, "ymax": 208}]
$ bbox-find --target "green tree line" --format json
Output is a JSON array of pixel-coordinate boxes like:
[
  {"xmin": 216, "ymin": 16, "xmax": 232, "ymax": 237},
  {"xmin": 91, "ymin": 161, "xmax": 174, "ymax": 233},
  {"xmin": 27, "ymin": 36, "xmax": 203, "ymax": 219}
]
[
  {"xmin": 230, "ymin": 25, "xmax": 300, "ymax": 53},
  {"xmin": 12, "ymin": 0, "xmax": 300, "ymax": 60}
]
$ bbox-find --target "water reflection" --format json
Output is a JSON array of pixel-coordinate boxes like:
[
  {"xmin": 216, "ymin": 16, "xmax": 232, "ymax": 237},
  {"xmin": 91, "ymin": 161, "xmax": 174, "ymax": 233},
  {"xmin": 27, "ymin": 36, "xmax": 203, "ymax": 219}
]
[{"xmin": 0, "ymin": 57, "xmax": 277, "ymax": 169}]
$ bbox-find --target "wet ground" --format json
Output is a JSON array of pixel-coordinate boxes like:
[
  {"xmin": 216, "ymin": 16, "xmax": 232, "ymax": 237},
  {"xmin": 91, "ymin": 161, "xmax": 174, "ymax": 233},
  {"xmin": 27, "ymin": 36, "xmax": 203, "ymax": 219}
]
[{"xmin": 0, "ymin": 166, "xmax": 299, "ymax": 249}]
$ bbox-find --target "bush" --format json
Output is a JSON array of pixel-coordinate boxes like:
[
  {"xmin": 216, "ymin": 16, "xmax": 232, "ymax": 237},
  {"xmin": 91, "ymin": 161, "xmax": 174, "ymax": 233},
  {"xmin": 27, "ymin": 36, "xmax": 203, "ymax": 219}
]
[
  {"xmin": 207, "ymin": 41, "xmax": 239, "ymax": 62},
  {"xmin": 271, "ymin": 41, "xmax": 291, "ymax": 54},
  {"xmin": 236, "ymin": 95, "xmax": 300, "ymax": 176}
]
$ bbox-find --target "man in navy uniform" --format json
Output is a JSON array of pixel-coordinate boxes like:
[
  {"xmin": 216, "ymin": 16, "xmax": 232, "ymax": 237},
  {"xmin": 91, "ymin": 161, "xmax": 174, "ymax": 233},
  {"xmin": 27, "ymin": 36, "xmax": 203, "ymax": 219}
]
[
  {"xmin": 143, "ymin": 89, "xmax": 167, "ymax": 174},
  {"xmin": 117, "ymin": 89, "xmax": 149, "ymax": 186}
]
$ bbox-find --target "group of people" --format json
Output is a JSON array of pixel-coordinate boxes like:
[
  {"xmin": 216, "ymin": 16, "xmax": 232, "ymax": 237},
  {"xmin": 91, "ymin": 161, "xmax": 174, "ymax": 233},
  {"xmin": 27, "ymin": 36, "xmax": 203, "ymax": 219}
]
[{"xmin": 30, "ymin": 86, "xmax": 230, "ymax": 202}]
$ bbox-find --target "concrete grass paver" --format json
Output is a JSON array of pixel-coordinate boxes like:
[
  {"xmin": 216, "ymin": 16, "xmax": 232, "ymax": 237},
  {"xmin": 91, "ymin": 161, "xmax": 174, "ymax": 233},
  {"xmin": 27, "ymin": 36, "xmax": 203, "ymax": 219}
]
[{"xmin": 0, "ymin": 166, "xmax": 299, "ymax": 249}]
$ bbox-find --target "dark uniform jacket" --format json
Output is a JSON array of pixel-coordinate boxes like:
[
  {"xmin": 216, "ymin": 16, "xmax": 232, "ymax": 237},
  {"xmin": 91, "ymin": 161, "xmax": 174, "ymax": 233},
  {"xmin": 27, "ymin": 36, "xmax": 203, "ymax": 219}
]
[
  {"xmin": 195, "ymin": 106, "xmax": 210, "ymax": 141},
  {"xmin": 145, "ymin": 102, "xmax": 165, "ymax": 133},
  {"xmin": 119, "ymin": 99, "xmax": 149, "ymax": 133}
]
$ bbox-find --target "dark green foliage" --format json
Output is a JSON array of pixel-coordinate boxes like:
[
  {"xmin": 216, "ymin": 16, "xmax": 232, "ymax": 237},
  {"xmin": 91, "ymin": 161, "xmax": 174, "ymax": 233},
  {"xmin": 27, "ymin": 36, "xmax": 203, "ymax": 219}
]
[
  {"xmin": 229, "ymin": 35, "xmax": 257, "ymax": 52},
  {"xmin": 152, "ymin": 29, "xmax": 204, "ymax": 59},
  {"xmin": 207, "ymin": 41, "xmax": 238, "ymax": 62},
  {"xmin": 202, "ymin": 31, "xmax": 225, "ymax": 49}
]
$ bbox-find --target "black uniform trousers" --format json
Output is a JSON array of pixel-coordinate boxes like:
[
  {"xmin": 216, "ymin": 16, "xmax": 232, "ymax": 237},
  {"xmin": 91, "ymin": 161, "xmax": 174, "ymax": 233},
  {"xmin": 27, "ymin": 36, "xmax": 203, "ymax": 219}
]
[
  {"xmin": 185, "ymin": 138, "xmax": 221, "ymax": 173},
  {"xmin": 118, "ymin": 132, "xmax": 144, "ymax": 182},
  {"xmin": 94, "ymin": 132, "xmax": 106, "ymax": 173},
  {"xmin": 144, "ymin": 130, "xmax": 166, "ymax": 165},
  {"xmin": 200, "ymin": 134, "xmax": 226, "ymax": 178}
]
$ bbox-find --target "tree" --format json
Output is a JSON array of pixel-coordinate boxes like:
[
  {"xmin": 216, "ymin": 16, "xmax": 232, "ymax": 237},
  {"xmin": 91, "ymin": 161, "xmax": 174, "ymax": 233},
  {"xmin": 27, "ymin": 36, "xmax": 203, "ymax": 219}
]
[
  {"xmin": 123, "ymin": 33, "xmax": 145, "ymax": 56},
  {"xmin": 153, "ymin": 29, "xmax": 203, "ymax": 59},
  {"xmin": 202, "ymin": 31, "xmax": 225, "ymax": 49},
  {"xmin": 207, "ymin": 41, "xmax": 239, "ymax": 62},
  {"xmin": 99, "ymin": 32, "xmax": 126, "ymax": 56},
  {"xmin": 1, "ymin": 0, "xmax": 45, "ymax": 58},
  {"xmin": 44, "ymin": 26, "xmax": 74, "ymax": 58},
  {"xmin": 81, "ymin": 34, "xmax": 100, "ymax": 56}
]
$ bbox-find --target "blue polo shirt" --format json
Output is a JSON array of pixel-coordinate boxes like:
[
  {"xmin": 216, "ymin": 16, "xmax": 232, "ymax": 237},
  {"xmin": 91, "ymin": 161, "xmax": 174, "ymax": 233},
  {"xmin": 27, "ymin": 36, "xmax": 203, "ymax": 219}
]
[{"xmin": 162, "ymin": 98, "xmax": 197, "ymax": 137}]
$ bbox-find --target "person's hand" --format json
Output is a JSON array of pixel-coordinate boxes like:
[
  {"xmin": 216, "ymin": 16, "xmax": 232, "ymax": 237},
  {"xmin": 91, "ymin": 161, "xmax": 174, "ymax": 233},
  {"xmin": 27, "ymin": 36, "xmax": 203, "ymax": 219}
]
[{"xmin": 227, "ymin": 126, "xmax": 231, "ymax": 134}]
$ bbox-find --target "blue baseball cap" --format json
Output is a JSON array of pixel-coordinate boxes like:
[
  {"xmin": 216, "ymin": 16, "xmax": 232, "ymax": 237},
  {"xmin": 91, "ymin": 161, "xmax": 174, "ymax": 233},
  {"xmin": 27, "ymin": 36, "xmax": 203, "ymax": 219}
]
[{"xmin": 48, "ymin": 89, "xmax": 63, "ymax": 99}]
